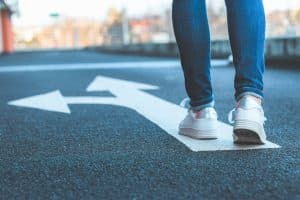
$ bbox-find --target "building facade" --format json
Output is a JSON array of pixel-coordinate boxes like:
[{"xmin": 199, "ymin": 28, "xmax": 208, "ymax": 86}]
[{"xmin": 0, "ymin": 0, "xmax": 18, "ymax": 53}]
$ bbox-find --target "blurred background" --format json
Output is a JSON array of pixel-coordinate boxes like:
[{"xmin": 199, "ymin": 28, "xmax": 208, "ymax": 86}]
[{"xmin": 0, "ymin": 0, "xmax": 300, "ymax": 53}]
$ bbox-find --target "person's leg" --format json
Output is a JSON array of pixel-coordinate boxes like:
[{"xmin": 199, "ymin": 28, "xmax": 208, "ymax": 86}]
[
  {"xmin": 172, "ymin": 0, "xmax": 214, "ymax": 111},
  {"xmin": 225, "ymin": 0, "xmax": 267, "ymax": 144},
  {"xmin": 225, "ymin": 0, "xmax": 266, "ymax": 101},
  {"xmin": 173, "ymin": 0, "xmax": 218, "ymax": 139}
]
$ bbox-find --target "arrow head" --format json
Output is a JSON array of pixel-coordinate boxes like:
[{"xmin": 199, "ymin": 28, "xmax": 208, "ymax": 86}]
[
  {"xmin": 86, "ymin": 75, "xmax": 159, "ymax": 92},
  {"xmin": 8, "ymin": 90, "xmax": 71, "ymax": 114}
]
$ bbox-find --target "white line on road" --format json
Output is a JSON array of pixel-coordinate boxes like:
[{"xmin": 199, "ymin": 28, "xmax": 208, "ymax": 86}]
[
  {"xmin": 0, "ymin": 60, "xmax": 229, "ymax": 73},
  {"xmin": 8, "ymin": 75, "xmax": 280, "ymax": 151}
]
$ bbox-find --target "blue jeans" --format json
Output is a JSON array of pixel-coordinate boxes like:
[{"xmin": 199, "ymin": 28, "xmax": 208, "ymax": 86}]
[{"xmin": 172, "ymin": 0, "xmax": 266, "ymax": 110}]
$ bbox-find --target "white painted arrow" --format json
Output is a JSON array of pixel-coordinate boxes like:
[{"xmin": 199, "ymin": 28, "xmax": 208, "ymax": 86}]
[
  {"xmin": 8, "ymin": 75, "xmax": 280, "ymax": 151},
  {"xmin": 8, "ymin": 90, "xmax": 121, "ymax": 114},
  {"xmin": 8, "ymin": 90, "xmax": 71, "ymax": 114}
]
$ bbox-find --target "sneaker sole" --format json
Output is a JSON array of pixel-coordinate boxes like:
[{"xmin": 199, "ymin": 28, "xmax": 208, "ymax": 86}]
[
  {"xmin": 233, "ymin": 120, "xmax": 266, "ymax": 144},
  {"xmin": 233, "ymin": 129, "xmax": 264, "ymax": 144},
  {"xmin": 179, "ymin": 128, "xmax": 218, "ymax": 140}
]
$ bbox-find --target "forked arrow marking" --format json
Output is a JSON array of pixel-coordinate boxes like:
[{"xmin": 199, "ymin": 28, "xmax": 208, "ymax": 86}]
[
  {"xmin": 8, "ymin": 75, "xmax": 280, "ymax": 151},
  {"xmin": 8, "ymin": 90, "xmax": 123, "ymax": 114}
]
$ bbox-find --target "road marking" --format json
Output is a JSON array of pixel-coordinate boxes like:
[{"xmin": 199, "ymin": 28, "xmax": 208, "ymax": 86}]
[
  {"xmin": 8, "ymin": 75, "xmax": 280, "ymax": 151},
  {"xmin": 0, "ymin": 60, "xmax": 228, "ymax": 73}
]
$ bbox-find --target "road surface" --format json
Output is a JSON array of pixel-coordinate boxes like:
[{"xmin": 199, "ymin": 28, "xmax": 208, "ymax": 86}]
[{"xmin": 0, "ymin": 50, "xmax": 299, "ymax": 199}]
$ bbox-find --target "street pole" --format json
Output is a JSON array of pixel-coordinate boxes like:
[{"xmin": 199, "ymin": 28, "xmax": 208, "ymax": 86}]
[
  {"xmin": 49, "ymin": 12, "xmax": 60, "ymax": 48},
  {"xmin": 121, "ymin": 1, "xmax": 130, "ymax": 45}
]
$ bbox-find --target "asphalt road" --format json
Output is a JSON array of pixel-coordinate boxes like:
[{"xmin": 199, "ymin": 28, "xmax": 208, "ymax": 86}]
[{"xmin": 0, "ymin": 50, "xmax": 299, "ymax": 199}]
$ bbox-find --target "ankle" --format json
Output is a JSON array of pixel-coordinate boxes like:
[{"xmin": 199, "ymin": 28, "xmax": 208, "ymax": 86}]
[
  {"xmin": 237, "ymin": 95, "xmax": 262, "ymax": 108},
  {"xmin": 248, "ymin": 96, "xmax": 262, "ymax": 104}
]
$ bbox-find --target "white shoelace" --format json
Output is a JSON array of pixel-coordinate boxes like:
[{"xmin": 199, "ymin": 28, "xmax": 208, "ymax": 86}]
[
  {"xmin": 228, "ymin": 109, "xmax": 236, "ymax": 124},
  {"xmin": 227, "ymin": 108, "xmax": 267, "ymax": 124},
  {"xmin": 180, "ymin": 98, "xmax": 191, "ymax": 109}
]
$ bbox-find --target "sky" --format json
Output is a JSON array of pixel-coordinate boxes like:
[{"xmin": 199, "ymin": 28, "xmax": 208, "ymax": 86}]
[{"xmin": 13, "ymin": 0, "xmax": 300, "ymax": 27}]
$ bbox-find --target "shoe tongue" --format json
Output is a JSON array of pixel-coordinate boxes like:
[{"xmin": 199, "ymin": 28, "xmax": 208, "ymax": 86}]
[{"xmin": 238, "ymin": 96, "xmax": 261, "ymax": 109}]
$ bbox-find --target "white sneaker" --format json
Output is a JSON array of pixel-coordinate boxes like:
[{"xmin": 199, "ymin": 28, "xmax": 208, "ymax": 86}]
[
  {"xmin": 228, "ymin": 95, "xmax": 267, "ymax": 144},
  {"xmin": 179, "ymin": 107, "xmax": 218, "ymax": 139}
]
